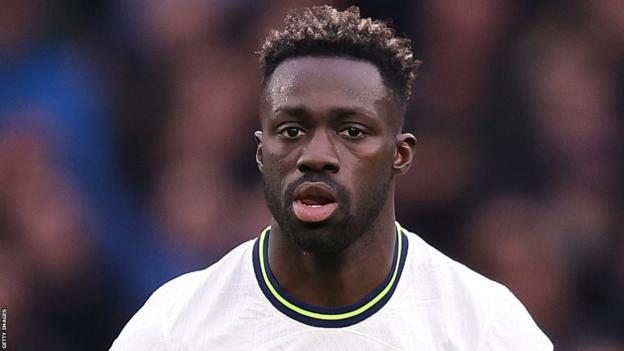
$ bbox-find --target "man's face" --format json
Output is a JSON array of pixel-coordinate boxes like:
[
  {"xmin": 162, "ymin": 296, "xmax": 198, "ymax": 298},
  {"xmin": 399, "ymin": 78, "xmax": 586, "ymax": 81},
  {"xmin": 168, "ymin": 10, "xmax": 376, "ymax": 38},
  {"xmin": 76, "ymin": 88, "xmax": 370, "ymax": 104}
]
[{"xmin": 257, "ymin": 56, "xmax": 409, "ymax": 254}]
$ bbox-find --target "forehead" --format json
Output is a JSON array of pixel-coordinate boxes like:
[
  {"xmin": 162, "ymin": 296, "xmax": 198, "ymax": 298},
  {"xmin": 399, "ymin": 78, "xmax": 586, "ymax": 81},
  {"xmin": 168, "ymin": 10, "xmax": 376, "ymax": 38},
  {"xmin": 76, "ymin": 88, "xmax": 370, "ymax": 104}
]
[{"xmin": 263, "ymin": 56, "xmax": 388, "ymax": 113}]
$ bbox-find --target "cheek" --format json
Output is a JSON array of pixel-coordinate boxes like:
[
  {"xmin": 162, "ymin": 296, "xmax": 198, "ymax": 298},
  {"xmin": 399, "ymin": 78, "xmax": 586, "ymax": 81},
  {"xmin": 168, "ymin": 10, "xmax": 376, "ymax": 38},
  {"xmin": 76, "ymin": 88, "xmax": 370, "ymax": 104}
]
[
  {"xmin": 342, "ymin": 143, "xmax": 394, "ymax": 194},
  {"xmin": 264, "ymin": 149, "xmax": 297, "ymax": 177},
  {"xmin": 344, "ymin": 139, "xmax": 394, "ymax": 174},
  {"xmin": 262, "ymin": 148, "xmax": 298, "ymax": 192}
]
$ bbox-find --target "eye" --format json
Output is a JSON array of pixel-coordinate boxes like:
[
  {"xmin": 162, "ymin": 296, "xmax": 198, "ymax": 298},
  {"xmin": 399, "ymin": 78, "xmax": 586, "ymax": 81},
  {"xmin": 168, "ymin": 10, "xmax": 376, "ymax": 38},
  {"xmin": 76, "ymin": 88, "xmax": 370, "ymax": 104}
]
[
  {"xmin": 278, "ymin": 126, "xmax": 306, "ymax": 139},
  {"xmin": 338, "ymin": 126, "xmax": 366, "ymax": 139}
]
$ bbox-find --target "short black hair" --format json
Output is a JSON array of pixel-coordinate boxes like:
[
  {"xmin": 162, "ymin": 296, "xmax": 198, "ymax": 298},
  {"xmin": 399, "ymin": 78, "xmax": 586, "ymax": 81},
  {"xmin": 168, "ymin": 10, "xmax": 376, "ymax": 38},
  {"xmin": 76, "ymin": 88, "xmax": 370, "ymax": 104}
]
[{"xmin": 258, "ymin": 5, "xmax": 421, "ymax": 109}]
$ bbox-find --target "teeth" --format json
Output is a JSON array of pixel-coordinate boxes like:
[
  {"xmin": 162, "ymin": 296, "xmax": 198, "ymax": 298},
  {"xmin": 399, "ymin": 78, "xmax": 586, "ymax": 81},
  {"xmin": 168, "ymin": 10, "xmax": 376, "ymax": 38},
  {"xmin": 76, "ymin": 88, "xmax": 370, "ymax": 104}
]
[{"xmin": 297, "ymin": 199, "xmax": 334, "ymax": 207}]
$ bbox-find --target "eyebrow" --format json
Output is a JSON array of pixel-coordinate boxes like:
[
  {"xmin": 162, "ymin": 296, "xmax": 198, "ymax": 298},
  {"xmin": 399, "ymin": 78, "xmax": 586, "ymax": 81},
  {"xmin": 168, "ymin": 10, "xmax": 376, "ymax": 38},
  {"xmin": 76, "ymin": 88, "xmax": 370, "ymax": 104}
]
[{"xmin": 273, "ymin": 105, "xmax": 377, "ymax": 120}]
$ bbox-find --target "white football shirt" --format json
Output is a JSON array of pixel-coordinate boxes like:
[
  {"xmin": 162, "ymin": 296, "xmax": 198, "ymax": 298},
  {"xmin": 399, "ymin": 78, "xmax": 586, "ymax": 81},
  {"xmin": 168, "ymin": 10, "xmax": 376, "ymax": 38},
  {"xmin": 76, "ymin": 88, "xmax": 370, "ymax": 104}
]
[{"xmin": 110, "ymin": 223, "xmax": 553, "ymax": 350}]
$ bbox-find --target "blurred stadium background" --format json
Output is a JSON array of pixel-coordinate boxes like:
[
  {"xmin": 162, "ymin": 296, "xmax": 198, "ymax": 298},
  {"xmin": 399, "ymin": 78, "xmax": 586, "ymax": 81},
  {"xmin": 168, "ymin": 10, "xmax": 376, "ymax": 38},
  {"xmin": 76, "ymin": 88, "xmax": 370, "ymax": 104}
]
[{"xmin": 1, "ymin": 0, "xmax": 623, "ymax": 349}]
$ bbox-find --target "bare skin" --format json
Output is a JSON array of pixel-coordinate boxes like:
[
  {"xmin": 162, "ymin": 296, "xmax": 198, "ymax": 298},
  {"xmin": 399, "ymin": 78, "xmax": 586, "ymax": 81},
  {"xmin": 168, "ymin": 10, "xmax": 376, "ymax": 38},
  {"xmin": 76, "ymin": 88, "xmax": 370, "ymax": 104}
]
[{"xmin": 255, "ymin": 56, "xmax": 416, "ymax": 307}]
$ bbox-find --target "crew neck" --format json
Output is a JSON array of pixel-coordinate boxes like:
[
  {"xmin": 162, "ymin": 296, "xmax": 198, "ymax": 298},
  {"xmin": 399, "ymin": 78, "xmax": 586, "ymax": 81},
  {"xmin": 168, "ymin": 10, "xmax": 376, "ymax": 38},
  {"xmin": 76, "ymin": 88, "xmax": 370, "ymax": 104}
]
[{"xmin": 252, "ymin": 222, "xmax": 409, "ymax": 328}]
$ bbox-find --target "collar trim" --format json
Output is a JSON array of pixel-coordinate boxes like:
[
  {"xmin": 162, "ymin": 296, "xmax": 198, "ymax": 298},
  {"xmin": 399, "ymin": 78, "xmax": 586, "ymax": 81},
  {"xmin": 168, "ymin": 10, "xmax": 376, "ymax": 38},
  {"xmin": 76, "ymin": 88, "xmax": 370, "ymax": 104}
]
[{"xmin": 252, "ymin": 222, "xmax": 409, "ymax": 328}]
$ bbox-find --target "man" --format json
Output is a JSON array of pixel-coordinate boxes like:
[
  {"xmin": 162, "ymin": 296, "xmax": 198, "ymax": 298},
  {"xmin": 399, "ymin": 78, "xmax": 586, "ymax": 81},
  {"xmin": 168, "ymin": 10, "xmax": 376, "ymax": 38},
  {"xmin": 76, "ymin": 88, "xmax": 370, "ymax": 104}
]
[{"xmin": 111, "ymin": 6, "xmax": 552, "ymax": 350}]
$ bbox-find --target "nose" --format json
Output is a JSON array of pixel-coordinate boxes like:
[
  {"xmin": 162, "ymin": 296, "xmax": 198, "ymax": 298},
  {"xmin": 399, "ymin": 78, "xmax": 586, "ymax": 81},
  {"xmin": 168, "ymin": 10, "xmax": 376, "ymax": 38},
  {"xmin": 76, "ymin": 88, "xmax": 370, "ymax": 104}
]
[{"xmin": 296, "ymin": 130, "xmax": 339, "ymax": 173}]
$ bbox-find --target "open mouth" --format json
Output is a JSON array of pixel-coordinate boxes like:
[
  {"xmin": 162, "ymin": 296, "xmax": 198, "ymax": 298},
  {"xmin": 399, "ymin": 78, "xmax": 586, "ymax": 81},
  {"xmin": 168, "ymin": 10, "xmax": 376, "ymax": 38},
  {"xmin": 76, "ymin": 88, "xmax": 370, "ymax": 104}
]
[{"xmin": 292, "ymin": 182, "xmax": 339, "ymax": 223}]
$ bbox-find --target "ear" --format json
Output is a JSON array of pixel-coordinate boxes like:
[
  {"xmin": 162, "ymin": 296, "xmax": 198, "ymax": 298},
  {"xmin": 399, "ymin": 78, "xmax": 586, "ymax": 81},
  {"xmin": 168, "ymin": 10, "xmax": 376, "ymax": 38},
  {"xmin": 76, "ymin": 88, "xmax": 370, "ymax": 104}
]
[
  {"xmin": 393, "ymin": 133, "xmax": 416, "ymax": 175},
  {"xmin": 254, "ymin": 130, "xmax": 264, "ymax": 173}
]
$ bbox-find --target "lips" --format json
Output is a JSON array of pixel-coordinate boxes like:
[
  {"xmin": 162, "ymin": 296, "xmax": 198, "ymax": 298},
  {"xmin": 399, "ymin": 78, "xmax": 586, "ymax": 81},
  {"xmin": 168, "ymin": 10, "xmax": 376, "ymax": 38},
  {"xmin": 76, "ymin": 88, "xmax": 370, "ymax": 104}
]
[{"xmin": 292, "ymin": 182, "xmax": 339, "ymax": 223}]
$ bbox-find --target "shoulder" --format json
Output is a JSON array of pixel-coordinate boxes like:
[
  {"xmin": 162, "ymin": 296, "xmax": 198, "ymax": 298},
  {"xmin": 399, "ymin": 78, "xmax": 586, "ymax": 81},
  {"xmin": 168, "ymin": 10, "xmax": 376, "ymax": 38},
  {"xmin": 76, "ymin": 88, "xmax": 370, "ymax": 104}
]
[
  {"xmin": 400, "ymin": 226, "xmax": 507, "ymax": 299},
  {"xmin": 109, "ymin": 239, "xmax": 255, "ymax": 351},
  {"xmin": 399, "ymin": 226, "xmax": 553, "ymax": 350}
]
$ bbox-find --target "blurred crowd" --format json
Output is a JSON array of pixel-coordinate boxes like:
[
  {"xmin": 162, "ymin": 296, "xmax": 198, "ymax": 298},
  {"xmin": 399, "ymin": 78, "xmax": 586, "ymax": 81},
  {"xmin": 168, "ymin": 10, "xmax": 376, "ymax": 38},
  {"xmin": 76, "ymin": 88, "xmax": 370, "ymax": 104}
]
[{"xmin": 0, "ymin": 0, "xmax": 622, "ymax": 349}]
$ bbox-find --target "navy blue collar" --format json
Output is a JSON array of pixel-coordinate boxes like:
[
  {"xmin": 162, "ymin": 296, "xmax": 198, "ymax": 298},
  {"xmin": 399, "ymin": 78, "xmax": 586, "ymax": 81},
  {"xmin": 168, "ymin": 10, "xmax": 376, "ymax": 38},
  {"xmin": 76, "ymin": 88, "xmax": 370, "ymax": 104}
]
[{"xmin": 252, "ymin": 223, "xmax": 409, "ymax": 328}]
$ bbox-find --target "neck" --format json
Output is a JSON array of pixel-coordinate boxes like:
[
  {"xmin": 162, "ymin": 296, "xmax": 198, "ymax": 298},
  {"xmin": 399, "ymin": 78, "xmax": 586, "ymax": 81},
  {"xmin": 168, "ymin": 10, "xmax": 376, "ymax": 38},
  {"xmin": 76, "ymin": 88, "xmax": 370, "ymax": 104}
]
[{"xmin": 267, "ymin": 196, "xmax": 397, "ymax": 308}]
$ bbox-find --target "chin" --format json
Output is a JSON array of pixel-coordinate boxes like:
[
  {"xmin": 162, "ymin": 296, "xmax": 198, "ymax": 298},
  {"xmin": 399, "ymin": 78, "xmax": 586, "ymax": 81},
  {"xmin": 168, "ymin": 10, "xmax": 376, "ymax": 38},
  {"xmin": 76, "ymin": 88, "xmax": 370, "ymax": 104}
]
[
  {"xmin": 285, "ymin": 216, "xmax": 357, "ymax": 255},
  {"xmin": 292, "ymin": 234, "xmax": 351, "ymax": 255}
]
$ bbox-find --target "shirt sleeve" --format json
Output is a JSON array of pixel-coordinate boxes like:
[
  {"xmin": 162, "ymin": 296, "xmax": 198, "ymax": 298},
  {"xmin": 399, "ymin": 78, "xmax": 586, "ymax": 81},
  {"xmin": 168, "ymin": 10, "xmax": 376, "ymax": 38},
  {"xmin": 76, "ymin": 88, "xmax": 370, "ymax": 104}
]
[
  {"xmin": 478, "ymin": 289, "xmax": 553, "ymax": 351},
  {"xmin": 109, "ymin": 294, "xmax": 168, "ymax": 351}
]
